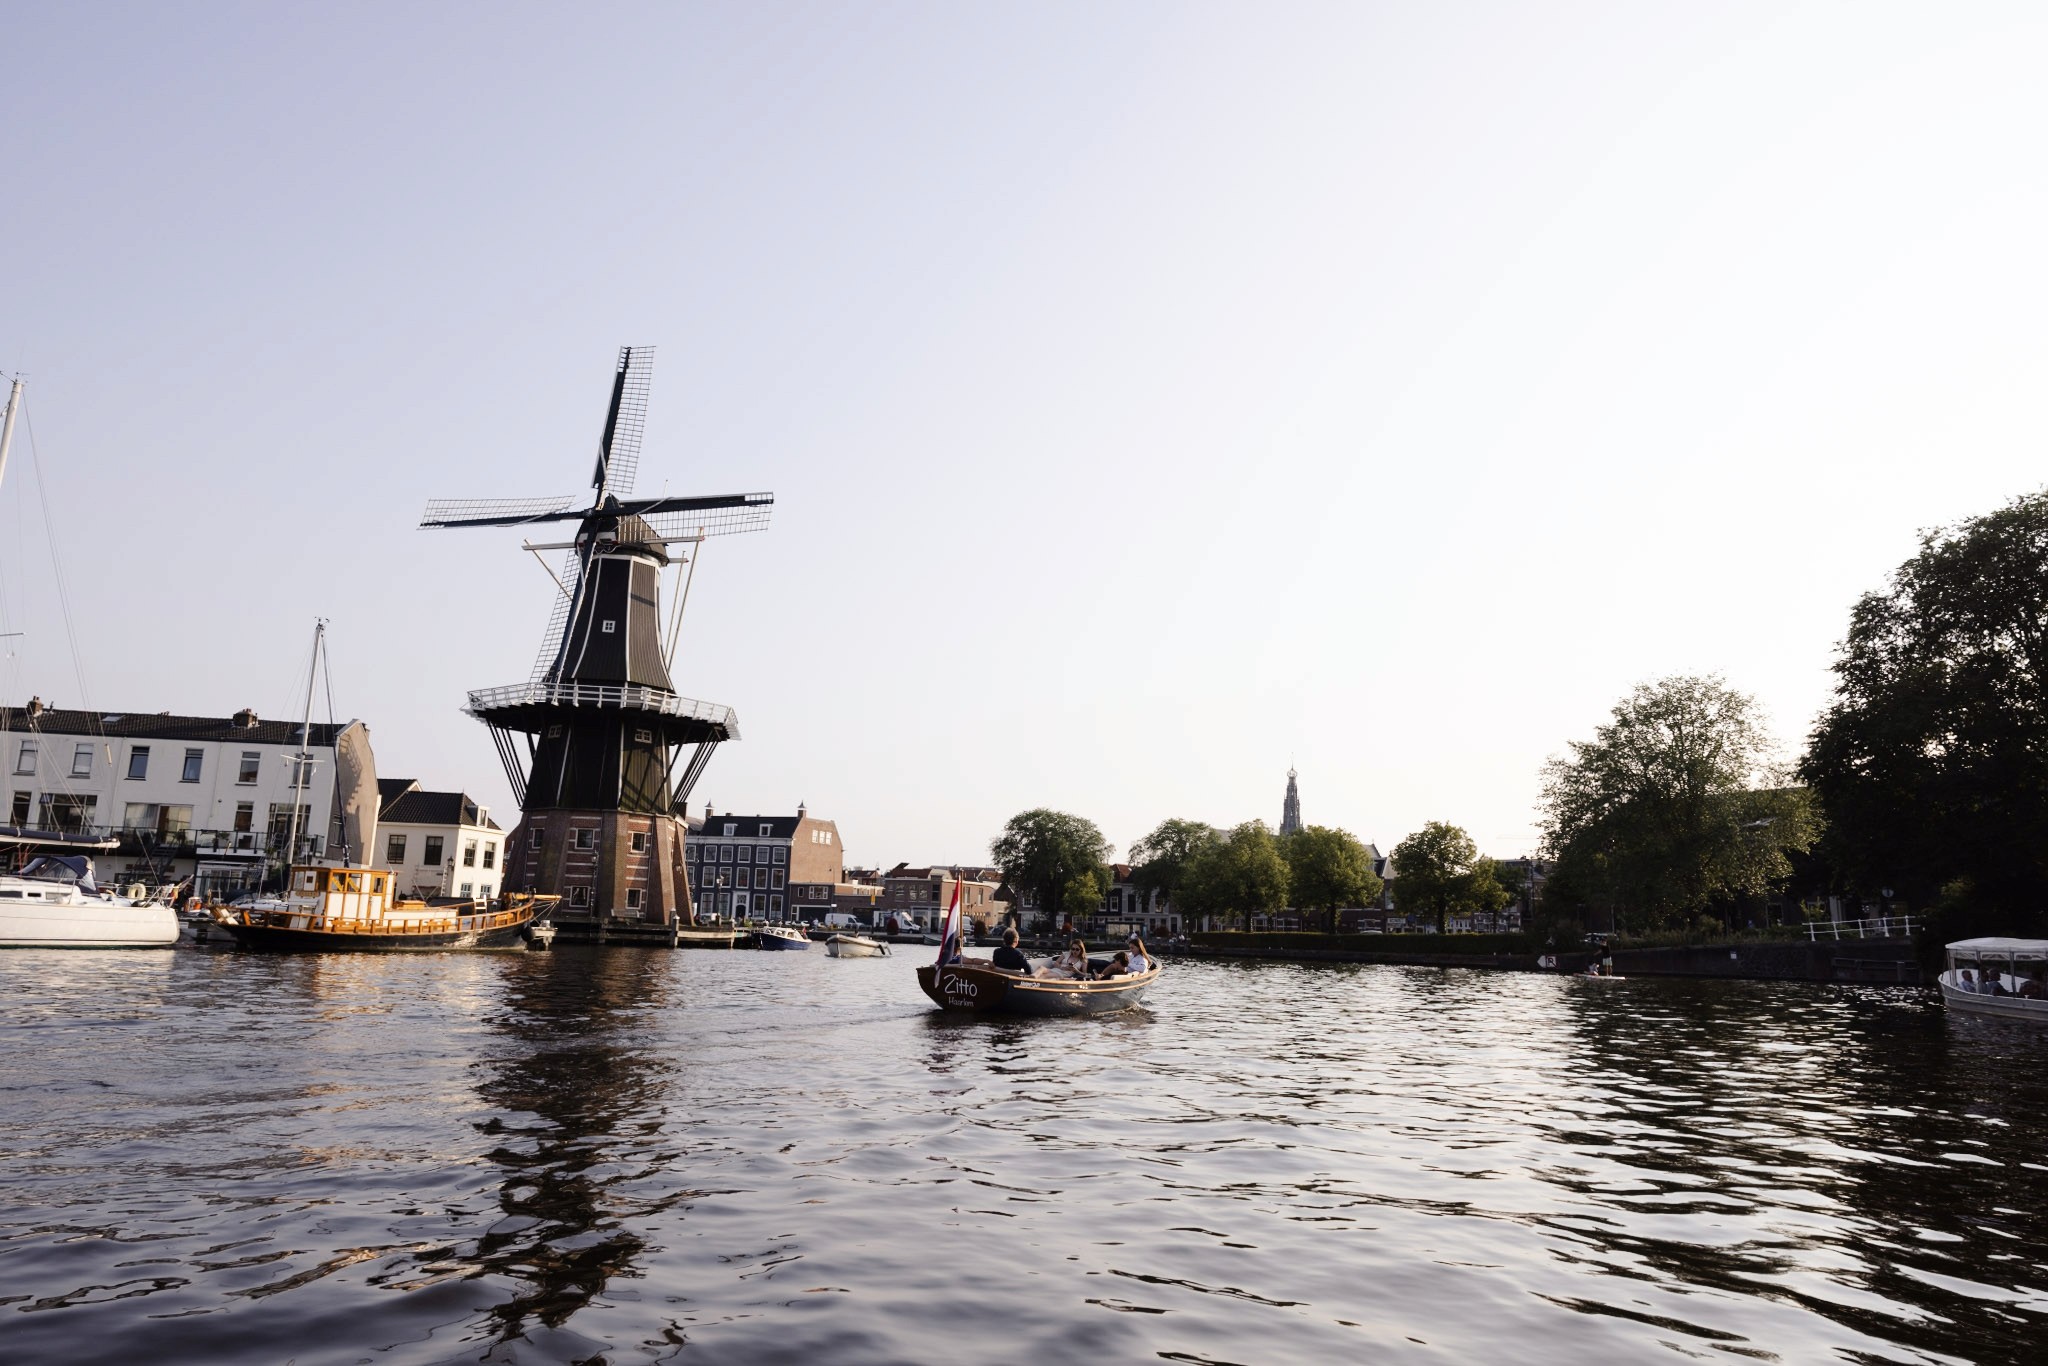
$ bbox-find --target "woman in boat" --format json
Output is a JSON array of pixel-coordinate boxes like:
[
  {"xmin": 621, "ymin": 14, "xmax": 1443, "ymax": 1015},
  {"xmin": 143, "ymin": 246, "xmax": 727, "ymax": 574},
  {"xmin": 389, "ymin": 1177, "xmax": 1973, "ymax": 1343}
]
[
  {"xmin": 1093, "ymin": 949, "xmax": 1131, "ymax": 980},
  {"xmin": 1038, "ymin": 938, "xmax": 1089, "ymax": 979},
  {"xmin": 2020, "ymin": 966, "xmax": 2047, "ymax": 1000},
  {"xmin": 1125, "ymin": 935, "xmax": 1152, "ymax": 975}
]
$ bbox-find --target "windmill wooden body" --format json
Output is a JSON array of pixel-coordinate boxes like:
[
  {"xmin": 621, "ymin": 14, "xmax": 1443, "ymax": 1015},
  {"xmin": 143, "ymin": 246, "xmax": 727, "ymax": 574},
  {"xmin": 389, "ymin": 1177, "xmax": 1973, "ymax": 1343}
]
[{"xmin": 421, "ymin": 347, "xmax": 772, "ymax": 943}]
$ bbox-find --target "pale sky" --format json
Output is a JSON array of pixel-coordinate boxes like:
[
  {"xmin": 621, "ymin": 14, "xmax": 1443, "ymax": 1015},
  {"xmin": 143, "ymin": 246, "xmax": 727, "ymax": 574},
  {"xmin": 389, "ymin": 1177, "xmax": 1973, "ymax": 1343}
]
[{"xmin": 3, "ymin": 2, "xmax": 2045, "ymax": 866}]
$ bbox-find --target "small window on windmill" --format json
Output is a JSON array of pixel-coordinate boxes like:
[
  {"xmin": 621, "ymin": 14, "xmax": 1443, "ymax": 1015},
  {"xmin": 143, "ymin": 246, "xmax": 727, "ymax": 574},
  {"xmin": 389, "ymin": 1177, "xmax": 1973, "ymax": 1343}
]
[
  {"xmin": 634, "ymin": 729, "xmax": 652, "ymax": 744},
  {"xmin": 602, "ymin": 620, "xmax": 616, "ymax": 634},
  {"xmin": 547, "ymin": 725, "xmax": 563, "ymax": 739}
]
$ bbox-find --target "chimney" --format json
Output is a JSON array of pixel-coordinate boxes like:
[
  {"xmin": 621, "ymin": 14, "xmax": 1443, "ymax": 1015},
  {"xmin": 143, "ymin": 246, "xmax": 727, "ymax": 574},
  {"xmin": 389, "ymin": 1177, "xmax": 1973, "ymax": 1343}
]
[
  {"xmin": 703, "ymin": 802, "xmax": 713, "ymax": 819},
  {"xmin": 26, "ymin": 695, "xmax": 44, "ymax": 719},
  {"xmin": 233, "ymin": 708, "xmax": 259, "ymax": 729}
]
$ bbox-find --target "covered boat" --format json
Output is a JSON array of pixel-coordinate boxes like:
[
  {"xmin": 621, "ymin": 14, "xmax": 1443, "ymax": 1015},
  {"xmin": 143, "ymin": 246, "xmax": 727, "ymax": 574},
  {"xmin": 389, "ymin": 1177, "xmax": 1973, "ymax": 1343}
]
[
  {"xmin": 916, "ymin": 957, "xmax": 1160, "ymax": 1016},
  {"xmin": 1939, "ymin": 938, "xmax": 2048, "ymax": 1020},
  {"xmin": 0, "ymin": 855, "xmax": 179, "ymax": 949},
  {"xmin": 754, "ymin": 923, "xmax": 811, "ymax": 950},
  {"xmin": 210, "ymin": 864, "xmax": 554, "ymax": 951}
]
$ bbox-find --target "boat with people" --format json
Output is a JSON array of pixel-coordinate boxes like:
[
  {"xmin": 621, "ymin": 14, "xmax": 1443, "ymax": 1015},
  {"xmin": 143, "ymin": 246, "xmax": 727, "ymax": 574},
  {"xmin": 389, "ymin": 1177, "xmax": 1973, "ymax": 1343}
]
[
  {"xmin": 1939, "ymin": 938, "xmax": 2048, "ymax": 1020},
  {"xmin": 754, "ymin": 923, "xmax": 811, "ymax": 950},
  {"xmin": 0, "ymin": 855, "xmax": 180, "ymax": 949},
  {"xmin": 917, "ymin": 955, "xmax": 1160, "ymax": 1016},
  {"xmin": 824, "ymin": 932, "xmax": 889, "ymax": 958},
  {"xmin": 210, "ymin": 863, "xmax": 555, "ymax": 951}
]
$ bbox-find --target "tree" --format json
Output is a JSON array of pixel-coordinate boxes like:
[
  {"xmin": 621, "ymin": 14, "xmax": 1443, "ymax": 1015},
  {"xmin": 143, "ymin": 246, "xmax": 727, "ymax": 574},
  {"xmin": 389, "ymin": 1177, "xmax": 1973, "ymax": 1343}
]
[
  {"xmin": 1801, "ymin": 490, "xmax": 2048, "ymax": 923},
  {"xmin": 1390, "ymin": 821, "xmax": 1508, "ymax": 933},
  {"xmin": 990, "ymin": 809, "xmax": 1113, "ymax": 928},
  {"xmin": 1283, "ymin": 825, "xmax": 1382, "ymax": 933},
  {"xmin": 1540, "ymin": 675, "xmax": 1816, "ymax": 931},
  {"xmin": 1127, "ymin": 817, "xmax": 1221, "ymax": 919},
  {"xmin": 1179, "ymin": 821, "xmax": 1291, "ymax": 931}
]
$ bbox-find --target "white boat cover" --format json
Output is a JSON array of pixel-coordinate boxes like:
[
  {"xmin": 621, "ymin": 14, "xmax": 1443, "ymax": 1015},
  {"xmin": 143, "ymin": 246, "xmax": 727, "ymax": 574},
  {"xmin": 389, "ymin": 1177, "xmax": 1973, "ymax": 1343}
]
[{"xmin": 1946, "ymin": 937, "xmax": 2048, "ymax": 957}]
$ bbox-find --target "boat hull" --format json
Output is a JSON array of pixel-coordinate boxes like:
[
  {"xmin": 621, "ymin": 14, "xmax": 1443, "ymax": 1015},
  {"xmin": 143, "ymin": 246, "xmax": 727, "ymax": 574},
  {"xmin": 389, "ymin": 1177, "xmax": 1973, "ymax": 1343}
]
[
  {"xmin": 755, "ymin": 927, "xmax": 812, "ymax": 950},
  {"xmin": 916, "ymin": 961, "xmax": 1158, "ymax": 1016},
  {"xmin": 825, "ymin": 935, "xmax": 888, "ymax": 958},
  {"xmin": 216, "ymin": 906, "xmax": 535, "ymax": 952},
  {"xmin": 1940, "ymin": 974, "xmax": 2048, "ymax": 1020},
  {"xmin": 0, "ymin": 902, "xmax": 178, "ymax": 949}
]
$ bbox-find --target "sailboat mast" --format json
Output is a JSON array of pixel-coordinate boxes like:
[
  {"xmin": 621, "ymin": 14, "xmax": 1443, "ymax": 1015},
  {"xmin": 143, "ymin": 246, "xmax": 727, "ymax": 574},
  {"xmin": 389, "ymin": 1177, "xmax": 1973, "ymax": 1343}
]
[
  {"xmin": 0, "ymin": 377, "xmax": 23, "ymax": 495},
  {"xmin": 283, "ymin": 620, "xmax": 324, "ymax": 874}
]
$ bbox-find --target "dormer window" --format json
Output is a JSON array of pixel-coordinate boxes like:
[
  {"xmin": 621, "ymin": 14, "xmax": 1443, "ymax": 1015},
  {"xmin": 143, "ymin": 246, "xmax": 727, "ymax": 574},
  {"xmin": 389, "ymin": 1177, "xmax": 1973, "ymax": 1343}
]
[
  {"xmin": 759, "ymin": 823, "xmax": 772, "ymax": 837},
  {"xmin": 723, "ymin": 823, "xmax": 736, "ymax": 837}
]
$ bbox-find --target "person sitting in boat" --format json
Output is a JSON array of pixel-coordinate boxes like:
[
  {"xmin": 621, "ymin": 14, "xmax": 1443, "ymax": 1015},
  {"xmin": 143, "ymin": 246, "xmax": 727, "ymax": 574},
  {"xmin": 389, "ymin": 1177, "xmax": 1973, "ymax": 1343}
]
[
  {"xmin": 1093, "ymin": 949, "xmax": 1131, "ymax": 980},
  {"xmin": 1980, "ymin": 967, "xmax": 2009, "ymax": 996},
  {"xmin": 1038, "ymin": 938, "xmax": 1089, "ymax": 979},
  {"xmin": 1955, "ymin": 967, "xmax": 1978, "ymax": 992},
  {"xmin": 2020, "ymin": 967, "xmax": 2047, "ymax": 999},
  {"xmin": 992, "ymin": 926, "xmax": 1032, "ymax": 975},
  {"xmin": 1125, "ymin": 935, "xmax": 1152, "ymax": 974}
]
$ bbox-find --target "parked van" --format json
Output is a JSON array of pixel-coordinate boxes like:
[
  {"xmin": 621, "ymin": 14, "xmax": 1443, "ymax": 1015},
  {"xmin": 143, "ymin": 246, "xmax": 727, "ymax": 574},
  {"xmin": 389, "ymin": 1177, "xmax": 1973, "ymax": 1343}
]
[
  {"xmin": 883, "ymin": 911, "xmax": 923, "ymax": 935},
  {"xmin": 822, "ymin": 912, "xmax": 863, "ymax": 930}
]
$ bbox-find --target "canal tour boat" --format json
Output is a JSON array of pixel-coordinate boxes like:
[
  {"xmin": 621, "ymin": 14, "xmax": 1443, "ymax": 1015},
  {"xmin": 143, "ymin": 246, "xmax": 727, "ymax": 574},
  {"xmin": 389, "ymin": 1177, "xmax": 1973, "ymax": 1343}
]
[
  {"xmin": 209, "ymin": 864, "xmax": 557, "ymax": 951},
  {"xmin": 1939, "ymin": 938, "xmax": 2048, "ymax": 1020},
  {"xmin": 0, "ymin": 855, "xmax": 180, "ymax": 949},
  {"xmin": 824, "ymin": 933, "xmax": 889, "ymax": 958}
]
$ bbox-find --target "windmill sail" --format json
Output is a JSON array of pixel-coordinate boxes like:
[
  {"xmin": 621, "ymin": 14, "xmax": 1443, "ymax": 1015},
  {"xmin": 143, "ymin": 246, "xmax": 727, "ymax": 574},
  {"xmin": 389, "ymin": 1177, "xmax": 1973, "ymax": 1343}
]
[
  {"xmin": 592, "ymin": 345, "xmax": 653, "ymax": 503},
  {"xmin": 331, "ymin": 720, "xmax": 380, "ymax": 866}
]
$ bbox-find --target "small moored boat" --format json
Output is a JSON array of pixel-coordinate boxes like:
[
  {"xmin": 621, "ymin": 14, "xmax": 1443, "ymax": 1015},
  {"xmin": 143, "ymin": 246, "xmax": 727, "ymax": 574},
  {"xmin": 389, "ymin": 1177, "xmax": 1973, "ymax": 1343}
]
[
  {"xmin": 1940, "ymin": 938, "xmax": 2048, "ymax": 1020},
  {"xmin": 754, "ymin": 923, "xmax": 811, "ymax": 950},
  {"xmin": 824, "ymin": 933, "xmax": 889, "ymax": 958},
  {"xmin": 0, "ymin": 855, "xmax": 180, "ymax": 949}
]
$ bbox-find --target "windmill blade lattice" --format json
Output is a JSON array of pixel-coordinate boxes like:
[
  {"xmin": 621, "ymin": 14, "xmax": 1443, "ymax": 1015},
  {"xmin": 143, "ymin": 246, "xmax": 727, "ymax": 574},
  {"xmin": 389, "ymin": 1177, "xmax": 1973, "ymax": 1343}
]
[
  {"xmin": 420, "ymin": 495, "xmax": 584, "ymax": 529},
  {"xmin": 592, "ymin": 345, "xmax": 654, "ymax": 503}
]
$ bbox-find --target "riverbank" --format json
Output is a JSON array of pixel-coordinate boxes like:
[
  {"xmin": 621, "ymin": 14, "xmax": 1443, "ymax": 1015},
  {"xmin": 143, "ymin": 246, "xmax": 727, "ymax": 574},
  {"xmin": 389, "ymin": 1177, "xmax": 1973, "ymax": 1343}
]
[{"xmin": 1180, "ymin": 934, "xmax": 1922, "ymax": 984}]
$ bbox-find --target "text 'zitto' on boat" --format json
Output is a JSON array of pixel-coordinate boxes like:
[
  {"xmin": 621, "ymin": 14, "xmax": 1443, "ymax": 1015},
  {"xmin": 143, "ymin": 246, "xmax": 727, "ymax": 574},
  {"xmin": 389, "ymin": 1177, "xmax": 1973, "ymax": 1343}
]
[
  {"xmin": 1939, "ymin": 938, "xmax": 2048, "ymax": 1020},
  {"xmin": 914, "ymin": 887, "xmax": 1159, "ymax": 1017}
]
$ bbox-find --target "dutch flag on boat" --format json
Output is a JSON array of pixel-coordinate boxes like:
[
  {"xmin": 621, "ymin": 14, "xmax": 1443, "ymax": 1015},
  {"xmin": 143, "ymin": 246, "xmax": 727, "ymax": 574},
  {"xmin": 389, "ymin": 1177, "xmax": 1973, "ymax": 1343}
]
[{"xmin": 935, "ymin": 876, "xmax": 964, "ymax": 965}]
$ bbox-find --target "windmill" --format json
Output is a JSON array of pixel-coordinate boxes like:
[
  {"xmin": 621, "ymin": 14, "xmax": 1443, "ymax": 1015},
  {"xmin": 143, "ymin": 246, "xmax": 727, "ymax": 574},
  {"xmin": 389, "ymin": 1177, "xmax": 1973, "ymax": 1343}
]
[{"xmin": 420, "ymin": 346, "xmax": 773, "ymax": 941}]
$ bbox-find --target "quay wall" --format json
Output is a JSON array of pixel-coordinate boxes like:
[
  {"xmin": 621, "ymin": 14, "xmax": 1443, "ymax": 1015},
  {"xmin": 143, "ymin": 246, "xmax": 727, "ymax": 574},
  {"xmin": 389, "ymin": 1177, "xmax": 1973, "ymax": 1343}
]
[{"xmin": 1181, "ymin": 936, "xmax": 1922, "ymax": 985}]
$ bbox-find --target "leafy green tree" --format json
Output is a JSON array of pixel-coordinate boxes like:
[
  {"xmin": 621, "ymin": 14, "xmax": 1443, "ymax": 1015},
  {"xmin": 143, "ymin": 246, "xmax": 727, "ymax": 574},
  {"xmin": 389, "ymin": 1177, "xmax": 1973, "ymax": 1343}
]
[
  {"xmin": 1801, "ymin": 491, "xmax": 2048, "ymax": 923},
  {"xmin": 1127, "ymin": 817, "xmax": 1221, "ymax": 918},
  {"xmin": 1540, "ymin": 675, "xmax": 1816, "ymax": 931},
  {"xmin": 990, "ymin": 808, "xmax": 1113, "ymax": 928},
  {"xmin": 1390, "ymin": 821, "xmax": 1508, "ymax": 933},
  {"xmin": 1283, "ymin": 825, "xmax": 1382, "ymax": 933},
  {"xmin": 1180, "ymin": 820, "xmax": 1291, "ymax": 931}
]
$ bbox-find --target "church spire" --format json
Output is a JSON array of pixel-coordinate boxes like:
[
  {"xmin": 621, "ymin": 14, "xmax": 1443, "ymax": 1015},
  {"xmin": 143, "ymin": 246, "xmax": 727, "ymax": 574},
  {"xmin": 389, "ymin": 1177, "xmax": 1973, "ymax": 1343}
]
[{"xmin": 1280, "ymin": 766, "xmax": 1302, "ymax": 837}]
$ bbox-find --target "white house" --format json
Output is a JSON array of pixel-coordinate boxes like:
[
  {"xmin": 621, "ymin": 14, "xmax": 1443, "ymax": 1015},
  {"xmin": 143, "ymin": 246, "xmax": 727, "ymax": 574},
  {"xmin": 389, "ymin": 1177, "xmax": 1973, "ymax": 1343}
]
[
  {"xmin": 376, "ymin": 778, "xmax": 505, "ymax": 900},
  {"xmin": 1, "ymin": 698, "xmax": 344, "ymax": 899}
]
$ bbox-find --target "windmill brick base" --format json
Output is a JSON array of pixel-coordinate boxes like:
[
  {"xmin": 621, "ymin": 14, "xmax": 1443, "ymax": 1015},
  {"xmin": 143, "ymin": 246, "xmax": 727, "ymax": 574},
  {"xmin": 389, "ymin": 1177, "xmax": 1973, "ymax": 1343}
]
[{"xmin": 502, "ymin": 809, "xmax": 696, "ymax": 944}]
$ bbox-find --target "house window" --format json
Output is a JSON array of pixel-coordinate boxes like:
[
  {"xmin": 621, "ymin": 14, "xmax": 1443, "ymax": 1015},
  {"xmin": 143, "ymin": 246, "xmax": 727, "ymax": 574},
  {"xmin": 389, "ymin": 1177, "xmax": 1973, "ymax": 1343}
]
[
  {"xmin": 234, "ymin": 801, "xmax": 254, "ymax": 834},
  {"xmin": 460, "ymin": 882, "xmax": 473, "ymax": 897},
  {"xmin": 482, "ymin": 844, "xmax": 496, "ymax": 869},
  {"xmin": 601, "ymin": 620, "xmax": 616, "ymax": 633},
  {"xmin": 720, "ymin": 845, "xmax": 733, "ymax": 863},
  {"xmin": 9, "ymin": 791, "xmax": 29, "ymax": 824},
  {"xmin": 14, "ymin": 740, "xmax": 36, "ymax": 774},
  {"xmin": 387, "ymin": 833, "xmax": 407, "ymax": 863},
  {"xmin": 737, "ymin": 868, "xmax": 752, "ymax": 889},
  {"xmin": 71, "ymin": 744, "xmax": 93, "ymax": 778},
  {"xmin": 237, "ymin": 751, "xmax": 260, "ymax": 784},
  {"xmin": 182, "ymin": 749, "xmax": 203, "ymax": 782},
  {"xmin": 570, "ymin": 885, "xmax": 591, "ymax": 906},
  {"xmin": 480, "ymin": 884, "xmax": 493, "ymax": 899},
  {"xmin": 631, "ymin": 831, "xmax": 647, "ymax": 853},
  {"xmin": 759, "ymin": 823, "xmax": 772, "ymax": 837},
  {"xmin": 771, "ymin": 869, "xmax": 785, "ymax": 890},
  {"xmin": 574, "ymin": 828, "xmax": 594, "ymax": 850},
  {"xmin": 723, "ymin": 823, "xmax": 736, "ymax": 836},
  {"xmin": 625, "ymin": 888, "xmax": 643, "ymax": 909},
  {"xmin": 770, "ymin": 895, "xmax": 783, "ymax": 916},
  {"xmin": 530, "ymin": 828, "xmax": 543, "ymax": 850},
  {"xmin": 37, "ymin": 793, "xmax": 97, "ymax": 831},
  {"xmin": 737, "ymin": 845, "xmax": 752, "ymax": 864},
  {"xmin": 463, "ymin": 840, "xmax": 477, "ymax": 867},
  {"xmin": 425, "ymin": 835, "xmax": 444, "ymax": 865},
  {"xmin": 127, "ymin": 746, "xmax": 149, "ymax": 780},
  {"xmin": 685, "ymin": 843, "xmax": 697, "ymax": 861},
  {"xmin": 772, "ymin": 847, "xmax": 786, "ymax": 865}
]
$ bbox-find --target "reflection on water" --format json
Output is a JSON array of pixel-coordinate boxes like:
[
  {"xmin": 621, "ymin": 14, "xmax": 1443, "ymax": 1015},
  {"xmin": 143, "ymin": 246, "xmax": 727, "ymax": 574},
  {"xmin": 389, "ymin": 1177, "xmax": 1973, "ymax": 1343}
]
[{"xmin": 1, "ymin": 950, "xmax": 2046, "ymax": 1363}]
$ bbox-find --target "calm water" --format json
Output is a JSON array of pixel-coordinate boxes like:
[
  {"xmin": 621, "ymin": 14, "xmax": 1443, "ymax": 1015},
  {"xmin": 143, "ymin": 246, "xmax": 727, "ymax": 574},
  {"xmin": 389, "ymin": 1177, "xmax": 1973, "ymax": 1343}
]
[{"xmin": 2, "ymin": 948, "xmax": 2045, "ymax": 1364}]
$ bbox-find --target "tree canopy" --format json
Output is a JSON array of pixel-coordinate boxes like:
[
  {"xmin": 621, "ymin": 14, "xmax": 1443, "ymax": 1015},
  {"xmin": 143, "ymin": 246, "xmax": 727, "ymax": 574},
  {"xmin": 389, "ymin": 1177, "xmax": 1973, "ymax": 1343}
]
[
  {"xmin": 1179, "ymin": 821, "xmax": 1290, "ymax": 930},
  {"xmin": 1800, "ymin": 490, "xmax": 2048, "ymax": 920},
  {"xmin": 1283, "ymin": 825, "xmax": 1382, "ymax": 933},
  {"xmin": 990, "ymin": 809, "xmax": 1114, "ymax": 927},
  {"xmin": 1389, "ymin": 821, "xmax": 1508, "ymax": 933},
  {"xmin": 1540, "ymin": 675, "xmax": 1815, "ymax": 930},
  {"xmin": 1127, "ymin": 817, "xmax": 1221, "ymax": 911}
]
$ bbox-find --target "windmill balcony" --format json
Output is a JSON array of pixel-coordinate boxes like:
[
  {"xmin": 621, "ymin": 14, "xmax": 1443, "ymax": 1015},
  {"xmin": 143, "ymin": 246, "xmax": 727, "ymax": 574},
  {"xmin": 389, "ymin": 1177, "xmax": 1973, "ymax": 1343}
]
[{"xmin": 466, "ymin": 681, "xmax": 740, "ymax": 738}]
